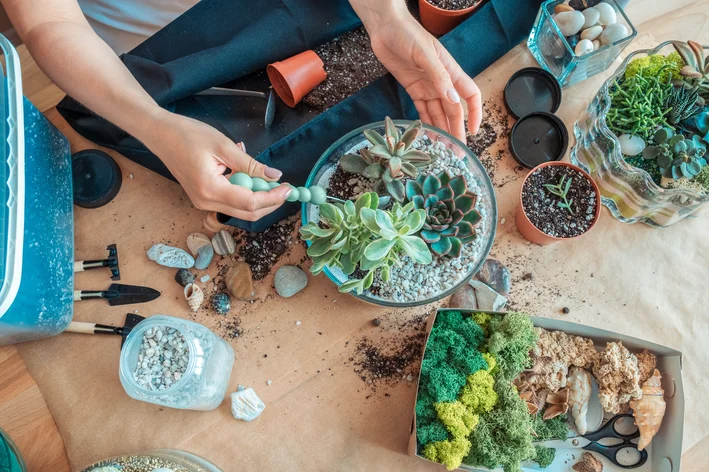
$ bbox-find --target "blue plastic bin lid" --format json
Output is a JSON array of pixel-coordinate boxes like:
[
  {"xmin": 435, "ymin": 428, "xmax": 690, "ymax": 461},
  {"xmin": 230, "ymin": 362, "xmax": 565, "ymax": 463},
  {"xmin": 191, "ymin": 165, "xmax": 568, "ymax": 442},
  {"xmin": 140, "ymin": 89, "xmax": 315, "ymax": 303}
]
[{"xmin": 0, "ymin": 34, "xmax": 25, "ymax": 318}]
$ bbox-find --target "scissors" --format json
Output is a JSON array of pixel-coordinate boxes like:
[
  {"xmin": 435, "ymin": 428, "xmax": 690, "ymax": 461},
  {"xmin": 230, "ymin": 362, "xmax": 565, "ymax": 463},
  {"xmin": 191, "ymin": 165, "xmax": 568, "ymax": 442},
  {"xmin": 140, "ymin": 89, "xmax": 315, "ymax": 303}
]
[{"xmin": 537, "ymin": 414, "xmax": 648, "ymax": 469}]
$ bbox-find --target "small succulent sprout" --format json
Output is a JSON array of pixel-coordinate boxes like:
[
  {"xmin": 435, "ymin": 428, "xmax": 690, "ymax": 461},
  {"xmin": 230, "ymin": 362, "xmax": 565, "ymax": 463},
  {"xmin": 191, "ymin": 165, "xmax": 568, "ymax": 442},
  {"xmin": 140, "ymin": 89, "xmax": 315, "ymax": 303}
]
[
  {"xmin": 673, "ymin": 40, "xmax": 709, "ymax": 96},
  {"xmin": 642, "ymin": 127, "xmax": 707, "ymax": 179},
  {"xmin": 340, "ymin": 117, "xmax": 435, "ymax": 202},
  {"xmin": 405, "ymin": 170, "xmax": 481, "ymax": 258},
  {"xmin": 664, "ymin": 84, "xmax": 703, "ymax": 125},
  {"xmin": 542, "ymin": 175, "xmax": 575, "ymax": 215},
  {"xmin": 682, "ymin": 110, "xmax": 709, "ymax": 144}
]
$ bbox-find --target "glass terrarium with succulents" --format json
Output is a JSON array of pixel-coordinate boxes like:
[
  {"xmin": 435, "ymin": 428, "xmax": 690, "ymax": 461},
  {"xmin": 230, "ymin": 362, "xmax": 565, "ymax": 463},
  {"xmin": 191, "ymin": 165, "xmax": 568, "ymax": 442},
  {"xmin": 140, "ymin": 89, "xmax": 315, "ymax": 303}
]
[
  {"xmin": 572, "ymin": 40, "xmax": 709, "ymax": 226},
  {"xmin": 300, "ymin": 118, "xmax": 497, "ymax": 307}
]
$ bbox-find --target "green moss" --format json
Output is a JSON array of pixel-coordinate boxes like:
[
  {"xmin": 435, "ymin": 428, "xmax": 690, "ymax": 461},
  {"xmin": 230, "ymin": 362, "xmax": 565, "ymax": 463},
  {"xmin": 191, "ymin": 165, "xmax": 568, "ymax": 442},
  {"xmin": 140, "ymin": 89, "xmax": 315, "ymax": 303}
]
[
  {"xmin": 464, "ymin": 379, "xmax": 536, "ymax": 472},
  {"xmin": 460, "ymin": 369, "xmax": 498, "ymax": 414},
  {"xmin": 423, "ymin": 437, "xmax": 472, "ymax": 471},
  {"xmin": 531, "ymin": 413, "xmax": 570, "ymax": 441},
  {"xmin": 625, "ymin": 52, "xmax": 683, "ymax": 82},
  {"xmin": 533, "ymin": 446, "xmax": 556, "ymax": 469},
  {"xmin": 692, "ymin": 165, "xmax": 709, "ymax": 192},
  {"xmin": 485, "ymin": 313, "xmax": 537, "ymax": 382},
  {"xmin": 417, "ymin": 421, "xmax": 450, "ymax": 445},
  {"xmin": 435, "ymin": 401, "xmax": 480, "ymax": 438},
  {"xmin": 472, "ymin": 311, "xmax": 491, "ymax": 335},
  {"xmin": 421, "ymin": 361, "xmax": 468, "ymax": 403}
]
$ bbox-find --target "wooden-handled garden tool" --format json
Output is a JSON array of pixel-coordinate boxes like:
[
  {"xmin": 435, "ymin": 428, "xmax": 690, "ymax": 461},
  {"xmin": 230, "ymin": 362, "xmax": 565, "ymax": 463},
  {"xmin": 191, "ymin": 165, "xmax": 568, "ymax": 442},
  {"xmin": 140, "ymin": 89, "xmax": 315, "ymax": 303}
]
[
  {"xmin": 74, "ymin": 243, "xmax": 120, "ymax": 280},
  {"xmin": 74, "ymin": 283, "xmax": 160, "ymax": 306},
  {"xmin": 65, "ymin": 313, "xmax": 146, "ymax": 347}
]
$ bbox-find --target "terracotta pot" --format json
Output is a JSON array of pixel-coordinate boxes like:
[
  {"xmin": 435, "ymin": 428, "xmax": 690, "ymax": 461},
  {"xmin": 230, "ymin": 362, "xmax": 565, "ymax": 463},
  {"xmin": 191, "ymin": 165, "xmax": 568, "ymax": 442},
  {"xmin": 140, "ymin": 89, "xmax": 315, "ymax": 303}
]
[
  {"xmin": 204, "ymin": 211, "xmax": 229, "ymax": 233},
  {"xmin": 516, "ymin": 161, "xmax": 601, "ymax": 245},
  {"xmin": 267, "ymin": 50, "xmax": 326, "ymax": 108},
  {"xmin": 418, "ymin": 0, "xmax": 482, "ymax": 36}
]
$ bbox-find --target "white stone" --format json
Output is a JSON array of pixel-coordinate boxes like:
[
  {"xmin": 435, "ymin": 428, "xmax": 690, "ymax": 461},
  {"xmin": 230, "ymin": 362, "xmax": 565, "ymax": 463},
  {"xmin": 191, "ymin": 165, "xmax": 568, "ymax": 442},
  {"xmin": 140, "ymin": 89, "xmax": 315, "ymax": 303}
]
[
  {"xmin": 580, "ymin": 25, "xmax": 603, "ymax": 41},
  {"xmin": 468, "ymin": 280, "xmax": 507, "ymax": 311},
  {"xmin": 581, "ymin": 7, "xmax": 600, "ymax": 28},
  {"xmin": 230, "ymin": 387, "xmax": 265, "ymax": 421},
  {"xmin": 593, "ymin": 39, "xmax": 601, "ymax": 51},
  {"xmin": 595, "ymin": 2, "xmax": 617, "ymax": 25},
  {"xmin": 553, "ymin": 11, "xmax": 585, "ymax": 36},
  {"xmin": 600, "ymin": 23, "xmax": 629, "ymax": 45},
  {"xmin": 575, "ymin": 39, "xmax": 595, "ymax": 56},
  {"xmin": 147, "ymin": 244, "xmax": 194, "ymax": 269},
  {"xmin": 618, "ymin": 134, "xmax": 646, "ymax": 156}
]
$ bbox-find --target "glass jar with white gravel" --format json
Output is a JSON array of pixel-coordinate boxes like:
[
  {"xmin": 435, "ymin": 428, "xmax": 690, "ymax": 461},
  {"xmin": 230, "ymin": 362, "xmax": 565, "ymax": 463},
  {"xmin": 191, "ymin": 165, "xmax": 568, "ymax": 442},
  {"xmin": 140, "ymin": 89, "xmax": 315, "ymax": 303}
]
[
  {"xmin": 303, "ymin": 120, "xmax": 498, "ymax": 307},
  {"xmin": 119, "ymin": 315, "xmax": 234, "ymax": 411}
]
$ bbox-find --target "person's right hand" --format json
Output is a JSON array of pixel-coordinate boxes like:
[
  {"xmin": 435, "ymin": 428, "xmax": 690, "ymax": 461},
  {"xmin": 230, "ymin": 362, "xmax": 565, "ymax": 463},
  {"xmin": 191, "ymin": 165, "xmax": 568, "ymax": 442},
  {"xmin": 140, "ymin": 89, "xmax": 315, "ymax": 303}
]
[{"xmin": 145, "ymin": 111, "xmax": 292, "ymax": 221}]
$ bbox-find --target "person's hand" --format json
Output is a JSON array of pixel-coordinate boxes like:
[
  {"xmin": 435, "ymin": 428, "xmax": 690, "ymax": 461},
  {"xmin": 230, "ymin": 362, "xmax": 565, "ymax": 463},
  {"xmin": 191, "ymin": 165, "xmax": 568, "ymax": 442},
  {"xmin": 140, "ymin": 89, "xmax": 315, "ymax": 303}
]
[
  {"xmin": 354, "ymin": 3, "xmax": 482, "ymax": 141},
  {"xmin": 144, "ymin": 111, "xmax": 291, "ymax": 221}
]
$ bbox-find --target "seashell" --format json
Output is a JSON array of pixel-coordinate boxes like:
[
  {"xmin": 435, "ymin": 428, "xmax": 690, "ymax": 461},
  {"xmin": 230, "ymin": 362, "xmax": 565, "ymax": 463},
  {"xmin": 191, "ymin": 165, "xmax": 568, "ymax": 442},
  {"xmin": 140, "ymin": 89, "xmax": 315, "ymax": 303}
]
[
  {"xmin": 184, "ymin": 283, "xmax": 204, "ymax": 312},
  {"xmin": 186, "ymin": 232, "xmax": 212, "ymax": 256},
  {"xmin": 629, "ymin": 369, "xmax": 666, "ymax": 451},
  {"xmin": 147, "ymin": 244, "xmax": 194, "ymax": 269},
  {"xmin": 212, "ymin": 230, "xmax": 236, "ymax": 256},
  {"xmin": 568, "ymin": 367, "xmax": 592, "ymax": 434},
  {"xmin": 572, "ymin": 452, "xmax": 603, "ymax": 472}
]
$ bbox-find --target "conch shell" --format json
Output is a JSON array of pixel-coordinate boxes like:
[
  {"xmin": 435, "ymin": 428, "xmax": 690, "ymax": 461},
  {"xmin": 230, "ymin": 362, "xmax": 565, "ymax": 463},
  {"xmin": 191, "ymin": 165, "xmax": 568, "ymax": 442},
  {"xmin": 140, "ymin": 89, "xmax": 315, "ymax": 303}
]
[
  {"xmin": 543, "ymin": 388, "xmax": 569, "ymax": 420},
  {"xmin": 629, "ymin": 369, "xmax": 666, "ymax": 451},
  {"xmin": 568, "ymin": 367, "xmax": 592, "ymax": 434},
  {"xmin": 184, "ymin": 283, "xmax": 204, "ymax": 312}
]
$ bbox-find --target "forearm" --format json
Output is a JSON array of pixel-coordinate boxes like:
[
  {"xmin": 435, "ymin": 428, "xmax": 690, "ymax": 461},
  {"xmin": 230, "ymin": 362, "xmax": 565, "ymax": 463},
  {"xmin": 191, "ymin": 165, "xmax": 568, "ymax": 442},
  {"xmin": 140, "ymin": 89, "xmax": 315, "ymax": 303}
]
[
  {"xmin": 348, "ymin": 0, "xmax": 411, "ymax": 30},
  {"xmin": 4, "ymin": 0, "xmax": 165, "ymax": 148}
]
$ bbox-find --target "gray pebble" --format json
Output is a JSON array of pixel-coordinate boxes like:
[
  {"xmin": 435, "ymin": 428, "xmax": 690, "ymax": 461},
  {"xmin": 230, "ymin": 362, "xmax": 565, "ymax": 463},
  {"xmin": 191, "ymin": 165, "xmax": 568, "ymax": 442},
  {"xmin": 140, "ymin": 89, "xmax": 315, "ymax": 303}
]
[
  {"xmin": 274, "ymin": 265, "xmax": 308, "ymax": 298},
  {"xmin": 194, "ymin": 244, "xmax": 214, "ymax": 270}
]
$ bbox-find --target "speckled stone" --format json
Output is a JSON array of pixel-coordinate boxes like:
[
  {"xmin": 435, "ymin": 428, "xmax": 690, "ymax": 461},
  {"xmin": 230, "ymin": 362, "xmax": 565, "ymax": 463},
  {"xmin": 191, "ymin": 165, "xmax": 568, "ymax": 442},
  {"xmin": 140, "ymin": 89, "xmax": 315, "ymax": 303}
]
[
  {"xmin": 474, "ymin": 259, "xmax": 511, "ymax": 296},
  {"xmin": 212, "ymin": 230, "xmax": 236, "ymax": 256},
  {"xmin": 147, "ymin": 244, "xmax": 194, "ymax": 269},
  {"xmin": 274, "ymin": 265, "xmax": 308, "ymax": 298},
  {"xmin": 194, "ymin": 244, "xmax": 214, "ymax": 270},
  {"xmin": 224, "ymin": 261, "xmax": 255, "ymax": 300},
  {"xmin": 174, "ymin": 268, "xmax": 196, "ymax": 287},
  {"xmin": 211, "ymin": 292, "xmax": 231, "ymax": 315}
]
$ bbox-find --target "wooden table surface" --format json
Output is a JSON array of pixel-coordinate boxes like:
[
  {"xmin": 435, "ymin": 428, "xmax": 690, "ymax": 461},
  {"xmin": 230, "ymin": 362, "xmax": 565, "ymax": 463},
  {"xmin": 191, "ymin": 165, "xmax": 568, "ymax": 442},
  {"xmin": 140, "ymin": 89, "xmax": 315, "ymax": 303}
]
[{"xmin": 2, "ymin": 1, "xmax": 709, "ymax": 470}]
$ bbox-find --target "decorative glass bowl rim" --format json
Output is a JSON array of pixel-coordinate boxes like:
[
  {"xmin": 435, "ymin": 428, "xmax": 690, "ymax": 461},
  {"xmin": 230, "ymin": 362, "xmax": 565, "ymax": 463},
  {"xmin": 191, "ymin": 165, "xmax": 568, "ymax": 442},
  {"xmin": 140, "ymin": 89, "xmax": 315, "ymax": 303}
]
[
  {"xmin": 301, "ymin": 119, "xmax": 498, "ymax": 308},
  {"xmin": 574, "ymin": 40, "xmax": 709, "ymax": 202},
  {"xmin": 540, "ymin": 0, "xmax": 637, "ymax": 61}
]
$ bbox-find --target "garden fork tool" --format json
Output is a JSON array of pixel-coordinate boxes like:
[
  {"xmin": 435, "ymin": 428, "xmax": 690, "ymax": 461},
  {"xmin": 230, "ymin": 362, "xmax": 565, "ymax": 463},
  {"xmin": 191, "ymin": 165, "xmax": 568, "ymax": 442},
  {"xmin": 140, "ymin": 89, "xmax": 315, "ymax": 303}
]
[{"xmin": 74, "ymin": 243, "xmax": 120, "ymax": 280}]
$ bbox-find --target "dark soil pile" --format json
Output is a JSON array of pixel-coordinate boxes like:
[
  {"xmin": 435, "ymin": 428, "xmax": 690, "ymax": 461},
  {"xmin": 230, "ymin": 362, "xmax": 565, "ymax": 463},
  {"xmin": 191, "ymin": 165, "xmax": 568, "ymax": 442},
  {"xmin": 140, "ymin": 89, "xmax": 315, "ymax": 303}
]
[
  {"xmin": 521, "ymin": 165, "xmax": 597, "ymax": 238},
  {"xmin": 327, "ymin": 164, "xmax": 371, "ymax": 201},
  {"xmin": 425, "ymin": 0, "xmax": 480, "ymax": 10},
  {"xmin": 351, "ymin": 333, "xmax": 426, "ymax": 388},
  {"xmin": 303, "ymin": 27, "xmax": 389, "ymax": 112},
  {"xmin": 238, "ymin": 215, "xmax": 298, "ymax": 280}
]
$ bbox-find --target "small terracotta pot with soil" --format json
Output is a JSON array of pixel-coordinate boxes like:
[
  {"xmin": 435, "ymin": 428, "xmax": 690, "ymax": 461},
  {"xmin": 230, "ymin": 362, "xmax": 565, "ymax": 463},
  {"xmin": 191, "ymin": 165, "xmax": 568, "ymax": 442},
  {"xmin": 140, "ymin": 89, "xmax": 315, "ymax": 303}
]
[
  {"xmin": 267, "ymin": 50, "xmax": 327, "ymax": 107},
  {"xmin": 419, "ymin": 0, "xmax": 483, "ymax": 36},
  {"xmin": 516, "ymin": 161, "xmax": 601, "ymax": 245}
]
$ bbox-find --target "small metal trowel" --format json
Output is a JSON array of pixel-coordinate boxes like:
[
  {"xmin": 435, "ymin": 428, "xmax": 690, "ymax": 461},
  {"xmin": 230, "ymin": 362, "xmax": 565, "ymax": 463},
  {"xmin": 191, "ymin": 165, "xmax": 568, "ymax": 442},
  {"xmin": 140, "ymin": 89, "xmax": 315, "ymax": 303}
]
[
  {"xmin": 74, "ymin": 283, "xmax": 161, "ymax": 306},
  {"xmin": 65, "ymin": 313, "xmax": 146, "ymax": 347},
  {"xmin": 196, "ymin": 87, "xmax": 276, "ymax": 127}
]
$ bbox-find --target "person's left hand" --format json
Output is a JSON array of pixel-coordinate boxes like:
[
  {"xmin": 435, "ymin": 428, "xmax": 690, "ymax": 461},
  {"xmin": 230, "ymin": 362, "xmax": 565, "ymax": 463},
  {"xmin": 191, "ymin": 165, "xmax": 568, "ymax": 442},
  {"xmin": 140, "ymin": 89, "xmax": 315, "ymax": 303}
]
[{"xmin": 365, "ymin": 9, "xmax": 482, "ymax": 141}]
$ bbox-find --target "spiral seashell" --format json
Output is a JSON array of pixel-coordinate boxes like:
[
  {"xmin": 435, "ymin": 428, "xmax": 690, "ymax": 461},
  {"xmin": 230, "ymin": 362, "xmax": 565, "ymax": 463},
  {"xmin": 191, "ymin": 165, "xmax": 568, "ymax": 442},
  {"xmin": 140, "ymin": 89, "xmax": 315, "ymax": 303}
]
[{"xmin": 184, "ymin": 283, "xmax": 204, "ymax": 312}]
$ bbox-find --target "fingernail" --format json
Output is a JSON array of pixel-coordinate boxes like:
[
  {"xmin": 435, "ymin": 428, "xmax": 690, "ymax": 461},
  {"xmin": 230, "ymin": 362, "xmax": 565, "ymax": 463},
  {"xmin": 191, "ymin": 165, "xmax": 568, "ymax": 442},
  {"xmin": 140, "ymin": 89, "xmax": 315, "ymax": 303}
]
[
  {"xmin": 265, "ymin": 166, "xmax": 282, "ymax": 179},
  {"xmin": 447, "ymin": 88, "xmax": 460, "ymax": 104},
  {"xmin": 236, "ymin": 141, "xmax": 246, "ymax": 152},
  {"xmin": 284, "ymin": 187, "xmax": 293, "ymax": 198}
]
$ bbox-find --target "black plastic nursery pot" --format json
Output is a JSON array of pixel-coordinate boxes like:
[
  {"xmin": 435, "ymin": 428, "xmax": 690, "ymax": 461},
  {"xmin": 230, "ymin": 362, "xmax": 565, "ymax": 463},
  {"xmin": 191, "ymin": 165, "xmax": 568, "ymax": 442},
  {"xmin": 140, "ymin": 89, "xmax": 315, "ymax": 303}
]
[{"xmin": 408, "ymin": 308, "xmax": 685, "ymax": 471}]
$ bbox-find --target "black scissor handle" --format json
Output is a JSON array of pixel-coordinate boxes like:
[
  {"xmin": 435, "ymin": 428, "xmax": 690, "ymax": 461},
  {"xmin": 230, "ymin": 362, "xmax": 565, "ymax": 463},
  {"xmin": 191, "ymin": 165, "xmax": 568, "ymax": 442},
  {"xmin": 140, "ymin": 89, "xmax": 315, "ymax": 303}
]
[
  {"xmin": 583, "ymin": 414, "xmax": 639, "ymax": 442},
  {"xmin": 583, "ymin": 441, "xmax": 648, "ymax": 469}
]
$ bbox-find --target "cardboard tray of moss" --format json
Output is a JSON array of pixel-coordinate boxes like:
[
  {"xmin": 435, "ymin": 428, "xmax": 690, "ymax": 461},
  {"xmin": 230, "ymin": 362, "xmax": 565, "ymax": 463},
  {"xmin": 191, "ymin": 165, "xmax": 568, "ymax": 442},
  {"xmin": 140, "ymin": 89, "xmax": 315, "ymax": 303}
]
[
  {"xmin": 301, "ymin": 119, "xmax": 497, "ymax": 307},
  {"xmin": 408, "ymin": 309, "xmax": 684, "ymax": 472}
]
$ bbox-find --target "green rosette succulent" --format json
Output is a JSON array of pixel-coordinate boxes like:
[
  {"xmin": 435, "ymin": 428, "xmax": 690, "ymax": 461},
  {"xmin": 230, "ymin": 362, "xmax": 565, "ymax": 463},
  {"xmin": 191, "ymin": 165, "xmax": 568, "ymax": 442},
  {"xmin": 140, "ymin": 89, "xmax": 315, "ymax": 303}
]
[
  {"xmin": 673, "ymin": 40, "xmax": 709, "ymax": 98},
  {"xmin": 642, "ymin": 127, "xmax": 708, "ymax": 179},
  {"xmin": 340, "ymin": 117, "xmax": 434, "ymax": 202},
  {"xmin": 405, "ymin": 171, "xmax": 482, "ymax": 258}
]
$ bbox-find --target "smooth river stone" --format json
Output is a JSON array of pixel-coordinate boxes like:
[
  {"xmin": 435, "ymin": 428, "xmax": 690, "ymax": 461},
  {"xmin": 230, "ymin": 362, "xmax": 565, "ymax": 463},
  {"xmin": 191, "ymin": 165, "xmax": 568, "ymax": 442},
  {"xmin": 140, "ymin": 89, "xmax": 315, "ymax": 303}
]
[
  {"xmin": 194, "ymin": 244, "xmax": 214, "ymax": 270},
  {"xmin": 274, "ymin": 265, "xmax": 308, "ymax": 298},
  {"xmin": 595, "ymin": 2, "xmax": 617, "ymax": 25},
  {"xmin": 575, "ymin": 39, "xmax": 595, "ymax": 56},
  {"xmin": 186, "ymin": 232, "xmax": 211, "ymax": 256},
  {"xmin": 581, "ymin": 7, "xmax": 600, "ymax": 28},
  {"xmin": 618, "ymin": 134, "xmax": 646, "ymax": 156},
  {"xmin": 224, "ymin": 261, "xmax": 255, "ymax": 300},
  {"xmin": 580, "ymin": 25, "xmax": 603, "ymax": 41},
  {"xmin": 469, "ymin": 280, "xmax": 508, "ymax": 311},
  {"xmin": 474, "ymin": 259, "xmax": 511, "ymax": 296},
  {"xmin": 147, "ymin": 244, "xmax": 195, "ymax": 269},
  {"xmin": 554, "ymin": 3, "xmax": 574, "ymax": 13},
  {"xmin": 212, "ymin": 230, "xmax": 236, "ymax": 255},
  {"xmin": 600, "ymin": 23, "xmax": 629, "ymax": 45},
  {"xmin": 554, "ymin": 11, "xmax": 585, "ymax": 37}
]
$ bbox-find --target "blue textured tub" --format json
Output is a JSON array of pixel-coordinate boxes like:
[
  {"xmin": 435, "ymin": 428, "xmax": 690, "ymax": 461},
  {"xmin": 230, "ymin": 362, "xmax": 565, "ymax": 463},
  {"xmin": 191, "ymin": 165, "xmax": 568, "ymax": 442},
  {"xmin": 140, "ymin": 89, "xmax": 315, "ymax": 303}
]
[{"xmin": 0, "ymin": 35, "xmax": 74, "ymax": 345}]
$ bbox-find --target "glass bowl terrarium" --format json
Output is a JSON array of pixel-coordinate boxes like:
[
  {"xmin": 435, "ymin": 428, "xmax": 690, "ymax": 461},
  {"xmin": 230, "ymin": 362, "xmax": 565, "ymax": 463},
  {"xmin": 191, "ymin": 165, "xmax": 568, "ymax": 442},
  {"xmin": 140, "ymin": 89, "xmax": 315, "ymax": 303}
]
[
  {"xmin": 301, "ymin": 119, "xmax": 497, "ymax": 307},
  {"xmin": 571, "ymin": 40, "xmax": 709, "ymax": 227},
  {"xmin": 81, "ymin": 449, "xmax": 223, "ymax": 472}
]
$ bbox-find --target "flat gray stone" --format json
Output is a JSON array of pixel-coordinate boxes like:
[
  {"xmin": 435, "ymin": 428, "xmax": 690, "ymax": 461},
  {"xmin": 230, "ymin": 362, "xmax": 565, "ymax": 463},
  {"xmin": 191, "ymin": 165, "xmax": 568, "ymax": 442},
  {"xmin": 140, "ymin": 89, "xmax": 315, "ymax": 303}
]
[
  {"xmin": 474, "ymin": 259, "xmax": 511, "ymax": 296},
  {"xmin": 274, "ymin": 265, "xmax": 308, "ymax": 298},
  {"xmin": 469, "ymin": 280, "xmax": 508, "ymax": 311},
  {"xmin": 147, "ymin": 244, "xmax": 194, "ymax": 269},
  {"xmin": 230, "ymin": 387, "xmax": 265, "ymax": 422}
]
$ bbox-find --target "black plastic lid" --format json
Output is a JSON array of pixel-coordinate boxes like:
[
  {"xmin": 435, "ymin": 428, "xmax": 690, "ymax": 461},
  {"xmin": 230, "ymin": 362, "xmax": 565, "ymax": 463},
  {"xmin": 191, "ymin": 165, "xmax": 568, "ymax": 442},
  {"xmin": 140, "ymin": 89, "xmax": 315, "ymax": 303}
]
[
  {"xmin": 509, "ymin": 112, "xmax": 569, "ymax": 168},
  {"xmin": 504, "ymin": 67, "xmax": 562, "ymax": 119},
  {"xmin": 72, "ymin": 149, "xmax": 122, "ymax": 208}
]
